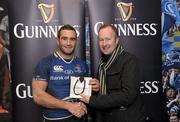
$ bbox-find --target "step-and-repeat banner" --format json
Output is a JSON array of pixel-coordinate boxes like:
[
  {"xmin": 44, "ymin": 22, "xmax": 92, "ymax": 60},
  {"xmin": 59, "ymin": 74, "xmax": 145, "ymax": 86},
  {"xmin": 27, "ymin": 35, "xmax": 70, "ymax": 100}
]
[
  {"xmin": 88, "ymin": 0, "xmax": 162, "ymax": 122},
  {"xmin": 8, "ymin": 0, "xmax": 163, "ymax": 122},
  {"xmin": 8, "ymin": 0, "xmax": 85, "ymax": 122}
]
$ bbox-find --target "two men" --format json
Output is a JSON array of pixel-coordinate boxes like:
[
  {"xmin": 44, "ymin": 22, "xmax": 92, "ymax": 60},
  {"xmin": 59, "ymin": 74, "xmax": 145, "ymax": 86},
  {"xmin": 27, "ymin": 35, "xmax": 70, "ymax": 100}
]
[
  {"xmin": 32, "ymin": 24, "xmax": 145, "ymax": 122},
  {"xmin": 32, "ymin": 25, "xmax": 99, "ymax": 122}
]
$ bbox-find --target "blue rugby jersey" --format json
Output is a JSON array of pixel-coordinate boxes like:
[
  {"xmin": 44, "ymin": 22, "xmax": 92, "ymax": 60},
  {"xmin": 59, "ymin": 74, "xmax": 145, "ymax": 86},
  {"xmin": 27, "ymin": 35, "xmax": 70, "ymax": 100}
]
[{"xmin": 33, "ymin": 51, "xmax": 88, "ymax": 119}]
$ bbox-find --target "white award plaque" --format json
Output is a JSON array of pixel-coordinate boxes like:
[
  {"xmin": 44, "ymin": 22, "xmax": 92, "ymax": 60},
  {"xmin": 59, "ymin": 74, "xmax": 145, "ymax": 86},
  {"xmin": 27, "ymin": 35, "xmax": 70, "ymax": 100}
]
[{"xmin": 70, "ymin": 76, "xmax": 92, "ymax": 98}]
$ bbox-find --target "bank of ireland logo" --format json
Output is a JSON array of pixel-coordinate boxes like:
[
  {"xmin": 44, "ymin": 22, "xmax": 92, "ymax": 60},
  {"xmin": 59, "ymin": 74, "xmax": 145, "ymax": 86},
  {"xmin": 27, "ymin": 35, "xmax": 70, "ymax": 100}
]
[
  {"xmin": 38, "ymin": 3, "xmax": 55, "ymax": 23},
  {"xmin": 117, "ymin": 2, "xmax": 133, "ymax": 21}
]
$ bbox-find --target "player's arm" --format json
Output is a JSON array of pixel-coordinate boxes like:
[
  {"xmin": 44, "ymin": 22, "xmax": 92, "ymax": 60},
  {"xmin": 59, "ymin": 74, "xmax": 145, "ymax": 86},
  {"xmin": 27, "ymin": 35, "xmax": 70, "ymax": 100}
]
[
  {"xmin": 32, "ymin": 79, "xmax": 68, "ymax": 109},
  {"xmin": 32, "ymin": 79, "xmax": 87, "ymax": 117}
]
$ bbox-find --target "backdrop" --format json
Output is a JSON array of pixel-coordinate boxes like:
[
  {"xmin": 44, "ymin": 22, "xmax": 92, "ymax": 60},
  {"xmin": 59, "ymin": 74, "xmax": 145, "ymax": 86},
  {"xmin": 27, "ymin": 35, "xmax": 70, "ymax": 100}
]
[{"xmin": 8, "ymin": 0, "xmax": 162, "ymax": 122}]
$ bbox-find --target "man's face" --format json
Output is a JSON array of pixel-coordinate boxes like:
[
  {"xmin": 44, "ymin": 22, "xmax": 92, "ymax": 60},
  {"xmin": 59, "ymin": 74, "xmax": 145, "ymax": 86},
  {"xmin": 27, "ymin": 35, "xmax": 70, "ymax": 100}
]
[
  {"xmin": 170, "ymin": 115, "xmax": 178, "ymax": 122},
  {"xmin": 57, "ymin": 30, "xmax": 77, "ymax": 56},
  {"xmin": 98, "ymin": 27, "xmax": 118, "ymax": 55}
]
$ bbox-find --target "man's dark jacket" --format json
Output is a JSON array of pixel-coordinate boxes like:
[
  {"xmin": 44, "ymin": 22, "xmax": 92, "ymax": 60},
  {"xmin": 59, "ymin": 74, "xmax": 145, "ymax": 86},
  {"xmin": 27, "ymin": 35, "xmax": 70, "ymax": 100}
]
[{"xmin": 89, "ymin": 51, "xmax": 145, "ymax": 122}]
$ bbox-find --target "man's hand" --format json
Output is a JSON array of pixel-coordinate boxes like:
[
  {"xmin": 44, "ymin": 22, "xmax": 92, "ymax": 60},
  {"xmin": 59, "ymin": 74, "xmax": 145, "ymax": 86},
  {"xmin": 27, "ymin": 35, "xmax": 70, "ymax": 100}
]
[
  {"xmin": 80, "ymin": 94, "xmax": 90, "ymax": 104},
  {"xmin": 66, "ymin": 102, "xmax": 87, "ymax": 118},
  {"xmin": 89, "ymin": 78, "xmax": 99, "ymax": 92}
]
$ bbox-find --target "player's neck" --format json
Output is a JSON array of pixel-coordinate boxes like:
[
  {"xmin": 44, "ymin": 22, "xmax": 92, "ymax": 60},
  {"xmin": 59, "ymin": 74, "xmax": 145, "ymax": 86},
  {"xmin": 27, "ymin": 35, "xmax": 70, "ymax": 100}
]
[{"xmin": 57, "ymin": 50, "xmax": 74, "ymax": 60}]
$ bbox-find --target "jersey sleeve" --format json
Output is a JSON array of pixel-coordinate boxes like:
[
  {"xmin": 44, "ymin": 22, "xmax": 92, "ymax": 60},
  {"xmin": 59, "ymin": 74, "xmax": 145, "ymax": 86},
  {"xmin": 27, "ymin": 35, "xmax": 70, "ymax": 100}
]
[{"xmin": 33, "ymin": 57, "xmax": 51, "ymax": 81}]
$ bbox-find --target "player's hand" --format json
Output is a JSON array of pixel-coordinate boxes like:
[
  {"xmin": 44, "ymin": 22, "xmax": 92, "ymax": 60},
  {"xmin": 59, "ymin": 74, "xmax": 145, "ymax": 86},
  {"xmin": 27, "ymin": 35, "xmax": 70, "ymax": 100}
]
[{"xmin": 67, "ymin": 102, "xmax": 87, "ymax": 118}]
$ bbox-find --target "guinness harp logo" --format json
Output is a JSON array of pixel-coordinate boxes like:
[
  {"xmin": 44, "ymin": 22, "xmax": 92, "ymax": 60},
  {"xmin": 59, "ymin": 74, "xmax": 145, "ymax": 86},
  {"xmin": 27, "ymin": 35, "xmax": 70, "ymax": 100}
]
[
  {"xmin": 117, "ymin": 2, "xmax": 133, "ymax": 21},
  {"xmin": 38, "ymin": 3, "xmax": 55, "ymax": 23}
]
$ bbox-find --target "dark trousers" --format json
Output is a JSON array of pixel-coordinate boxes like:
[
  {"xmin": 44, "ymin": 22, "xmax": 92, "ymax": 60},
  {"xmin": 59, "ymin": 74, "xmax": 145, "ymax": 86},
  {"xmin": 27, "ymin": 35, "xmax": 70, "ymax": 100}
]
[{"xmin": 43, "ymin": 116, "xmax": 86, "ymax": 122}]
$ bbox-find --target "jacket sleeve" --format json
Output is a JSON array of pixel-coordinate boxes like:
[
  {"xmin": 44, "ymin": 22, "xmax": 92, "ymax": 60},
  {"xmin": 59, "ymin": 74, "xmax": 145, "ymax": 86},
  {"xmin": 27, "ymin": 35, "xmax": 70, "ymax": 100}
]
[{"xmin": 89, "ymin": 54, "xmax": 140, "ymax": 109}]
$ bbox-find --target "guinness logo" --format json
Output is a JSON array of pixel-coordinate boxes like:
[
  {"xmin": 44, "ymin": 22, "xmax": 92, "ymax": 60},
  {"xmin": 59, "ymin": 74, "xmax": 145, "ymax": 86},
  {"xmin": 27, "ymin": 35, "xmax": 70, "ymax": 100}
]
[
  {"xmin": 117, "ymin": 2, "xmax": 133, "ymax": 21},
  {"xmin": 38, "ymin": 3, "xmax": 55, "ymax": 23}
]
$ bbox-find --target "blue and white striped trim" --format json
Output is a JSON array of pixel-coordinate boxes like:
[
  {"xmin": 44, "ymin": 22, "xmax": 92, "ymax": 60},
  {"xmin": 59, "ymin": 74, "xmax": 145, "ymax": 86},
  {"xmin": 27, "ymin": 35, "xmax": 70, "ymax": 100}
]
[{"xmin": 43, "ymin": 114, "xmax": 73, "ymax": 120}]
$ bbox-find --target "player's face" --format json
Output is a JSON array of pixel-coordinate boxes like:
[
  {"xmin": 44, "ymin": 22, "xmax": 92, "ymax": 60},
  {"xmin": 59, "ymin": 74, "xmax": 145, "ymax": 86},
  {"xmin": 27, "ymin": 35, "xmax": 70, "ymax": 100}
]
[
  {"xmin": 98, "ymin": 27, "xmax": 118, "ymax": 55},
  {"xmin": 58, "ymin": 30, "xmax": 77, "ymax": 56}
]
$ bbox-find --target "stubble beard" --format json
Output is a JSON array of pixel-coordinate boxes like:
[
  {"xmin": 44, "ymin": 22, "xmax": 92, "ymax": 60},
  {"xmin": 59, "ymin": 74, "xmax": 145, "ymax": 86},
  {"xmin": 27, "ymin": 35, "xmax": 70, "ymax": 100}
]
[{"xmin": 59, "ymin": 46, "xmax": 75, "ymax": 56}]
